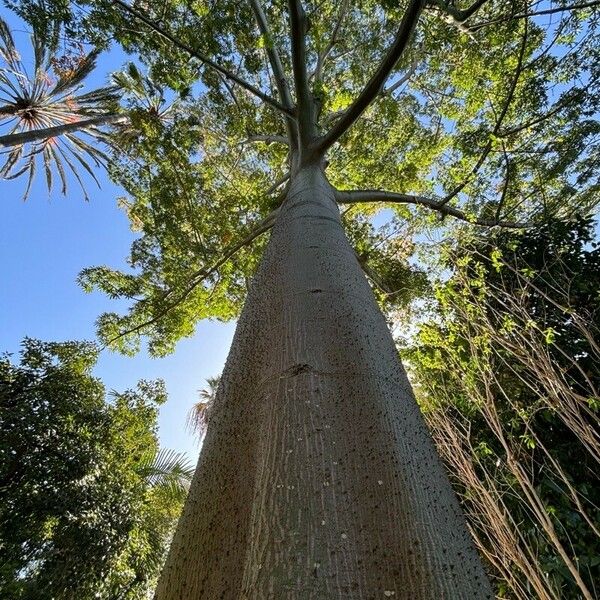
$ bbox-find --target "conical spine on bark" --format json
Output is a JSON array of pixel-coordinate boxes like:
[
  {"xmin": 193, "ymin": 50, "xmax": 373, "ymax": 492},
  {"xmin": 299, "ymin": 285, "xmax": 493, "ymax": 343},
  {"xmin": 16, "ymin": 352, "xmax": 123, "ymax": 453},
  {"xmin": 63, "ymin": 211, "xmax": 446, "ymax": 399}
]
[{"xmin": 155, "ymin": 165, "xmax": 492, "ymax": 599}]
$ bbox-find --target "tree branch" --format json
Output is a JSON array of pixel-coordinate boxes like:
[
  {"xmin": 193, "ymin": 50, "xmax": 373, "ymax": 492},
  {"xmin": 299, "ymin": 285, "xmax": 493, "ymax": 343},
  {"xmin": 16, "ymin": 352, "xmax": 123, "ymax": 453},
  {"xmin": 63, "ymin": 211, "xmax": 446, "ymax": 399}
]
[
  {"xmin": 106, "ymin": 210, "xmax": 278, "ymax": 346},
  {"xmin": 244, "ymin": 134, "xmax": 289, "ymax": 145},
  {"xmin": 470, "ymin": 0, "xmax": 600, "ymax": 31},
  {"xmin": 249, "ymin": 0, "xmax": 297, "ymax": 143},
  {"xmin": 495, "ymin": 145, "xmax": 511, "ymax": 223},
  {"xmin": 313, "ymin": 0, "xmax": 425, "ymax": 155},
  {"xmin": 382, "ymin": 52, "xmax": 420, "ymax": 96},
  {"xmin": 335, "ymin": 189, "xmax": 529, "ymax": 228},
  {"xmin": 313, "ymin": 0, "xmax": 350, "ymax": 83},
  {"xmin": 265, "ymin": 172, "xmax": 290, "ymax": 195},
  {"xmin": 428, "ymin": 0, "xmax": 491, "ymax": 23},
  {"xmin": 288, "ymin": 0, "xmax": 314, "ymax": 147},
  {"xmin": 322, "ymin": 46, "xmax": 422, "ymax": 127},
  {"xmin": 111, "ymin": 0, "xmax": 293, "ymax": 117},
  {"xmin": 499, "ymin": 96, "xmax": 573, "ymax": 139}
]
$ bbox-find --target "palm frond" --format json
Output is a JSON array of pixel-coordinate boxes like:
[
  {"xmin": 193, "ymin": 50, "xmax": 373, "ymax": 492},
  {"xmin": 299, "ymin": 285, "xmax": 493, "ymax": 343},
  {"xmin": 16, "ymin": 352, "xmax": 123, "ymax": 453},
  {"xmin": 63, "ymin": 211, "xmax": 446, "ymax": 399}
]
[
  {"xmin": 59, "ymin": 137, "xmax": 103, "ymax": 190},
  {"xmin": 49, "ymin": 49, "xmax": 101, "ymax": 97},
  {"xmin": 0, "ymin": 18, "xmax": 19, "ymax": 72},
  {"xmin": 186, "ymin": 400, "xmax": 212, "ymax": 438},
  {"xmin": 42, "ymin": 144, "xmax": 53, "ymax": 192},
  {"xmin": 56, "ymin": 145, "xmax": 91, "ymax": 200},
  {"xmin": 22, "ymin": 159, "xmax": 35, "ymax": 200},
  {"xmin": 0, "ymin": 144, "xmax": 23, "ymax": 176},
  {"xmin": 48, "ymin": 142, "xmax": 67, "ymax": 195},
  {"xmin": 137, "ymin": 448, "xmax": 194, "ymax": 487}
]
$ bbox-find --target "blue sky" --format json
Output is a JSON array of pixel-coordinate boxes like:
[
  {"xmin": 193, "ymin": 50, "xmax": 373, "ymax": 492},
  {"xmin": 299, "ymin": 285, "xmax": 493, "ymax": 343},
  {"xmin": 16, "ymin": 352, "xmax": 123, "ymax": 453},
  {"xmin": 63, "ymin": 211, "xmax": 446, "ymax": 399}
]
[{"xmin": 0, "ymin": 9, "xmax": 234, "ymax": 460}]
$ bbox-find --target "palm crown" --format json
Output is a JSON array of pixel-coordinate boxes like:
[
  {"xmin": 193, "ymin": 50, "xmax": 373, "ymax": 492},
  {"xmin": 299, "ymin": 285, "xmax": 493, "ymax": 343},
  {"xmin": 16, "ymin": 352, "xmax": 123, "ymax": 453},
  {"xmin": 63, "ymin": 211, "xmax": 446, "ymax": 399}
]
[{"xmin": 0, "ymin": 17, "xmax": 118, "ymax": 199}]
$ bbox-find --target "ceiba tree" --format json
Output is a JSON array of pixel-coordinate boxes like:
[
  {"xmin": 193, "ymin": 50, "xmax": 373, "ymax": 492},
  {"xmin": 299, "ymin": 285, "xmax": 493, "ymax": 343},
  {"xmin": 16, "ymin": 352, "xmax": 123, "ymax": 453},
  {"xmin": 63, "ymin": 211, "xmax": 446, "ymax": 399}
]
[{"xmin": 10, "ymin": 0, "xmax": 600, "ymax": 596}]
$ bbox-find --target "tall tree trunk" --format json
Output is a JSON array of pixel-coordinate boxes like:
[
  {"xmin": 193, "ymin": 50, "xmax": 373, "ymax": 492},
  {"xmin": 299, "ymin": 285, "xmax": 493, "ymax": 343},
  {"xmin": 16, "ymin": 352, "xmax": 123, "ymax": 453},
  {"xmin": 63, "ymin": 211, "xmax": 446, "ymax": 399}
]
[
  {"xmin": 156, "ymin": 165, "xmax": 492, "ymax": 599},
  {"xmin": 0, "ymin": 114, "xmax": 124, "ymax": 148}
]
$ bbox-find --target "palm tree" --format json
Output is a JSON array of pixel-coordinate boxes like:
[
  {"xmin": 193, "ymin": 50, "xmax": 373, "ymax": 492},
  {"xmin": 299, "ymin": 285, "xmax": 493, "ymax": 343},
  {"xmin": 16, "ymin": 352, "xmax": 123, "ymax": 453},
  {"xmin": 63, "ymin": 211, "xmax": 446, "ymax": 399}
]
[
  {"xmin": 111, "ymin": 62, "xmax": 176, "ymax": 147},
  {"xmin": 186, "ymin": 375, "xmax": 221, "ymax": 441},
  {"xmin": 0, "ymin": 18, "xmax": 121, "ymax": 199}
]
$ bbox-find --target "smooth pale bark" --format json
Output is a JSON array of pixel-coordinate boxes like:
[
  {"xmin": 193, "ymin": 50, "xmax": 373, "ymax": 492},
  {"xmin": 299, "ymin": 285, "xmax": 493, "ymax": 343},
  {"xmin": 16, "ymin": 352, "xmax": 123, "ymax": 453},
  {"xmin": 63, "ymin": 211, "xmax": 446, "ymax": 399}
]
[
  {"xmin": 155, "ymin": 165, "xmax": 492, "ymax": 599},
  {"xmin": 0, "ymin": 113, "xmax": 125, "ymax": 148}
]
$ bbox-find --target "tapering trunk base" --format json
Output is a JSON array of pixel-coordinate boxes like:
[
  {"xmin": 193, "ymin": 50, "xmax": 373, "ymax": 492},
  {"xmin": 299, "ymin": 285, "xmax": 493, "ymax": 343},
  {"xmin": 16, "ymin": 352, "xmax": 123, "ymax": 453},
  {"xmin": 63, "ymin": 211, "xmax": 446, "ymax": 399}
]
[{"xmin": 155, "ymin": 167, "xmax": 492, "ymax": 599}]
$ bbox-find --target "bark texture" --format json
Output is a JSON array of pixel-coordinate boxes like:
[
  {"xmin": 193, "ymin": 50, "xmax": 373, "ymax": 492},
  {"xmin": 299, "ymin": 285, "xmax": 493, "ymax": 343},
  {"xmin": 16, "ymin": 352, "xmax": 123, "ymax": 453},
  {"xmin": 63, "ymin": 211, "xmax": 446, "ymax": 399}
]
[
  {"xmin": 155, "ymin": 166, "xmax": 492, "ymax": 599},
  {"xmin": 0, "ymin": 114, "xmax": 124, "ymax": 148}
]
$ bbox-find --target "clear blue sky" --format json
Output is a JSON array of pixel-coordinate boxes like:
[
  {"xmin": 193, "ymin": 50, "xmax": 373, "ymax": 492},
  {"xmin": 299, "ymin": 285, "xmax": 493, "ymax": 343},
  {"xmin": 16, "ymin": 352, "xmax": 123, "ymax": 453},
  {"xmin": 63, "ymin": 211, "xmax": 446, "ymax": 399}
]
[{"xmin": 0, "ymin": 9, "xmax": 235, "ymax": 460}]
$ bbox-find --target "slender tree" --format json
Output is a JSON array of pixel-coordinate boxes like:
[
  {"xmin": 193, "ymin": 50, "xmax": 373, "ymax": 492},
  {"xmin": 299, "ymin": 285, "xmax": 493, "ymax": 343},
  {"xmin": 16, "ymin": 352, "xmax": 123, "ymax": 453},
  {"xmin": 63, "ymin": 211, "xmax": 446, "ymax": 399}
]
[
  {"xmin": 8, "ymin": 0, "xmax": 600, "ymax": 596},
  {"xmin": 186, "ymin": 375, "xmax": 220, "ymax": 441},
  {"xmin": 0, "ymin": 19, "xmax": 175, "ymax": 199}
]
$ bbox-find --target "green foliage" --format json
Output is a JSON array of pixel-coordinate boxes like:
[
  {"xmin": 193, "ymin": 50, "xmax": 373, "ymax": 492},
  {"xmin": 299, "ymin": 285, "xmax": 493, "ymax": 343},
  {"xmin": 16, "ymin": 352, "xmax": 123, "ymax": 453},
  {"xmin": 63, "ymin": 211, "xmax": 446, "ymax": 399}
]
[
  {"xmin": 344, "ymin": 210, "xmax": 430, "ymax": 311},
  {"xmin": 406, "ymin": 217, "xmax": 600, "ymax": 598},
  {"xmin": 0, "ymin": 338, "xmax": 191, "ymax": 599},
  {"xmin": 5, "ymin": 0, "xmax": 595, "ymax": 355}
]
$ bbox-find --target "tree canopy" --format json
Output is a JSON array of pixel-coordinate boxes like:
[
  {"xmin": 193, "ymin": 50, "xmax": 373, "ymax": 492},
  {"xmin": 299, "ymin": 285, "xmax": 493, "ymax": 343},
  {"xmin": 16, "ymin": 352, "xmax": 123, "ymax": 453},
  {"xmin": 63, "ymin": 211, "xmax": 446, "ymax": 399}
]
[
  {"xmin": 1, "ymin": 1, "xmax": 599, "ymax": 595},
  {"xmin": 3, "ymin": 0, "xmax": 596, "ymax": 355},
  {"xmin": 0, "ymin": 338, "xmax": 193, "ymax": 599}
]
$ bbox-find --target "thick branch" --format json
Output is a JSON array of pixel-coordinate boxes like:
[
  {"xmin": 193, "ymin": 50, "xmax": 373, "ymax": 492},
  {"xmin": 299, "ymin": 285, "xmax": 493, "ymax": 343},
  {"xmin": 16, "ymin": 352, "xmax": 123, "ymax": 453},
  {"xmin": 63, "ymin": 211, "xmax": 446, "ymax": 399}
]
[
  {"xmin": 321, "ymin": 58, "xmax": 418, "ymax": 128},
  {"xmin": 0, "ymin": 114, "xmax": 125, "ymax": 147},
  {"xmin": 288, "ymin": 0, "xmax": 314, "ymax": 147},
  {"xmin": 314, "ymin": 0, "xmax": 425, "ymax": 155},
  {"xmin": 112, "ymin": 0, "xmax": 293, "ymax": 117},
  {"xmin": 428, "ymin": 0, "xmax": 490, "ymax": 23},
  {"xmin": 249, "ymin": 0, "xmax": 297, "ymax": 143},
  {"xmin": 335, "ymin": 189, "xmax": 528, "ymax": 228}
]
